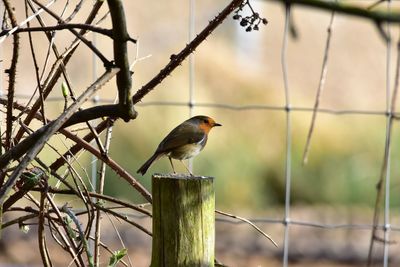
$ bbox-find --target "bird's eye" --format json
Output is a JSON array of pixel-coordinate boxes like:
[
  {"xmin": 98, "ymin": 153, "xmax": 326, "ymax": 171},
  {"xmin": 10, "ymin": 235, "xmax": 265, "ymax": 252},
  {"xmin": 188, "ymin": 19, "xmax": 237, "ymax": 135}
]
[{"xmin": 203, "ymin": 119, "xmax": 209, "ymax": 124}]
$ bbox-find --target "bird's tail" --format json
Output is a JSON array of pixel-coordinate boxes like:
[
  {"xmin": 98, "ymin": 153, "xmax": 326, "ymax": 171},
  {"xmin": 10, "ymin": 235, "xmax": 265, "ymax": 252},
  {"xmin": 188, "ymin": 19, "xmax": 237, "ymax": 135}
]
[{"xmin": 137, "ymin": 153, "xmax": 161, "ymax": 175}]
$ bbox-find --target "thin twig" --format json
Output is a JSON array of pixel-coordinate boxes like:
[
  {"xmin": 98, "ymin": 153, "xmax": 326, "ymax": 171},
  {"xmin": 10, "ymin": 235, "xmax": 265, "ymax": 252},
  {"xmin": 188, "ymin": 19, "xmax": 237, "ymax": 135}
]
[
  {"xmin": 46, "ymin": 193, "xmax": 84, "ymax": 266},
  {"xmin": 368, "ymin": 0, "xmax": 386, "ymax": 10},
  {"xmin": 38, "ymin": 181, "xmax": 52, "ymax": 267},
  {"xmin": 22, "ymin": 10, "xmax": 110, "ymax": 160},
  {"xmin": 0, "ymin": 72, "xmax": 118, "ymax": 171},
  {"xmin": 57, "ymin": 128, "xmax": 153, "ymax": 203},
  {"xmin": 85, "ymin": 122, "xmax": 107, "ymax": 157},
  {"xmin": 65, "ymin": 0, "xmax": 84, "ymax": 23},
  {"xmin": 0, "ymin": 98, "xmax": 149, "ymax": 204},
  {"xmin": 31, "ymin": 0, "xmax": 111, "ymax": 66},
  {"xmin": 3, "ymin": 0, "xmax": 19, "ymax": 152},
  {"xmin": 50, "ymin": 119, "xmax": 109, "ymax": 171},
  {"xmin": 1, "ymin": 24, "xmax": 118, "ymax": 40},
  {"xmin": 67, "ymin": 164, "xmax": 96, "ymax": 248},
  {"xmin": 30, "ymin": 187, "xmax": 152, "ymax": 217},
  {"xmin": 302, "ymin": 10, "xmax": 335, "ymax": 164},
  {"xmin": 6, "ymin": 99, "xmax": 152, "ymax": 206},
  {"xmin": 25, "ymin": 1, "xmax": 47, "ymax": 125},
  {"xmin": 132, "ymin": 0, "xmax": 244, "ymax": 104},
  {"xmin": 95, "ymin": 203, "xmax": 152, "ymax": 236},
  {"xmin": 367, "ymin": 21, "xmax": 400, "ymax": 267},
  {"xmin": 104, "ymin": 212, "xmax": 134, "ymax": 267},
  {"xmin": 0, "ymin": 0, "xmax": 55, "ymax": 43},
  {"xmin": 13, "ymin": 0, "xmax": 105, "ymax": 144},
  {"xmin": 58, "ymin": 0, "xmax": 69, "ymax": 19},
  {"xmin": 47, "ymin": 218, "xmax": 69, "ymax": 252},
  {"xmin": 215, "ymin": 210, "xmax": 278, "ymax": 247},
  {"xmin": 0, "ymin": 68, "xmax": 119, "ymax": 205},
  {"xmin": 129, "ymin": 39, "xmax": 152, "ymax": 71},
  {"xmin": 268, "ymin": 0, "xmax": 400, "ymax": 23},
  {"xmin": 94, "ymin": 119, "xmax": 114, "ymax": 267},
  {"xmin": 62, "ymin": 205, "xmax": 94, "ymax": 267}
]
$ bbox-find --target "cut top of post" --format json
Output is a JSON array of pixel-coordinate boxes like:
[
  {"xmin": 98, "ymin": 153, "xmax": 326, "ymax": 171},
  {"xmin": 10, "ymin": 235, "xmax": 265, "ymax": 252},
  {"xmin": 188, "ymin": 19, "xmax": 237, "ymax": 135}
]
[{"xmin": 153, "ymin": 173, "xmax": 213, "ymax": 180}]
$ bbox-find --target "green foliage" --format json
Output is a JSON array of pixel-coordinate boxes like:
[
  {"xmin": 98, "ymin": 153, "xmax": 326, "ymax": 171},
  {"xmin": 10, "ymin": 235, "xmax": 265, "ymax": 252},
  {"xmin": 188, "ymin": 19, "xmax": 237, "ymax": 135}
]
[
  {"xmin": 63, "ymin": 216, "xmax": 78, "ymax": 240},
  {"xmin": 19, "ymin": 224, "xmax": 30, "ymax": 234},
  {"xmin": 108, "ymin": 248, "xmax": 128, "ymax": 267},
  {"xmin": 61, "ymin": 81, "xmax": 69, "ymax": 98},
  {"xmin": 20, "ymin": 168, "xmax": 43, "ymax": 190}
]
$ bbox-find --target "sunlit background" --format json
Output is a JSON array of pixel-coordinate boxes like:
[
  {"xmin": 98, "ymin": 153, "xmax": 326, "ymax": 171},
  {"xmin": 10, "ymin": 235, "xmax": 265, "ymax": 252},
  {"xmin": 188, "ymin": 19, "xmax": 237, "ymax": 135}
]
[{"xmin": 1, "ymin": 0, "xmax": 400, "ymax": 266}]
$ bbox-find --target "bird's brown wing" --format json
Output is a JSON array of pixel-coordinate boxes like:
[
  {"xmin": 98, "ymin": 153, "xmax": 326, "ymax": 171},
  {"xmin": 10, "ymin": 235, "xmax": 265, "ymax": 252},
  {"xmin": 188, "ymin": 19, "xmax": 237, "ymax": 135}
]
[{"xmin": 156, "ymin": 124, "xmax": 206, "ymax": 153}]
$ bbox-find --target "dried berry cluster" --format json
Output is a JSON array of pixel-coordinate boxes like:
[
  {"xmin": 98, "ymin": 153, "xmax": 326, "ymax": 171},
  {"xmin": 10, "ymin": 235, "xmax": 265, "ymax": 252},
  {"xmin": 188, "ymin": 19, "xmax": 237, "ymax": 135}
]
[{"xmin": 233, "ymin": 0, "xmax": 268, "ymax": 32}]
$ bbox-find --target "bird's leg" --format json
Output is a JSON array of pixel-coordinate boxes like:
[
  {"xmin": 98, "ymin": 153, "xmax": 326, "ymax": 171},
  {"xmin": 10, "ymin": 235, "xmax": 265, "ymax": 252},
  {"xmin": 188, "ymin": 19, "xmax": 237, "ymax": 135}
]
[
  {"xmin": 180, "ymin": 160, "xmax": 194, "ymax": 176},
  {"xmin": 168, "ymin": 157, "xmax": 176, "ymax": 174}
]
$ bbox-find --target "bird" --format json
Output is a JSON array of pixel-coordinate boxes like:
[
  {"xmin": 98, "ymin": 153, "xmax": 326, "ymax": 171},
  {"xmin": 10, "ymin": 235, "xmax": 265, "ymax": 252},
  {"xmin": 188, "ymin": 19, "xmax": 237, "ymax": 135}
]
[{"xmin": 137, "ymin": 115, "xmax": 221, "ymax": 175}]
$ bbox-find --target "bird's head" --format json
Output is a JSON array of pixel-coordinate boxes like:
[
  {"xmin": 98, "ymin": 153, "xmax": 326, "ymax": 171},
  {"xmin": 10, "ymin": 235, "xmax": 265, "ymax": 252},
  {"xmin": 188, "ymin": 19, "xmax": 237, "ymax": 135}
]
[{"xmin": 190, "ymin": 115, "xmax": 222, "ymax": 134}]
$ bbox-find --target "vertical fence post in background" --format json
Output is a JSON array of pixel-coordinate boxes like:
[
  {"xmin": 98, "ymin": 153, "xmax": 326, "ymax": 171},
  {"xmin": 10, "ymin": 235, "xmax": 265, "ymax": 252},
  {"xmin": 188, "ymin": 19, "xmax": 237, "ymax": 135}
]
[{"xmin": 151, "ymin": 174, "xmax": 215, "ymax": 267}]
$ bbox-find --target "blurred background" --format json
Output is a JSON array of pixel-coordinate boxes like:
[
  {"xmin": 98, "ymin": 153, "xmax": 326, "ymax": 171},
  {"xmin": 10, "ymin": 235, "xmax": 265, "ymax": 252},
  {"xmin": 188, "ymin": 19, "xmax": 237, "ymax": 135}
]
[{"xmin": 1, "ymin": 0, "xmax": 400, "ymax": 266}]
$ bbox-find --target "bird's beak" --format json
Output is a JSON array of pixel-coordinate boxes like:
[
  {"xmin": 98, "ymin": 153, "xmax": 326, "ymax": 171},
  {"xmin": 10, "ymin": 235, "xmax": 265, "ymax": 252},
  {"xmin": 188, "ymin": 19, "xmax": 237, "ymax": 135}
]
[{"xmin": 213, "ymin": 122, "xmax": 222, "ymax": 127}]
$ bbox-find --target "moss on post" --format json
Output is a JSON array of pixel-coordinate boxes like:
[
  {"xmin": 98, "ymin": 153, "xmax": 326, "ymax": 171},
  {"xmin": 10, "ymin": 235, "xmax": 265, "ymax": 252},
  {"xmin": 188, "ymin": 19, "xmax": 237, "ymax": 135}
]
[{"xmin": 151, "ymin": 174, "xmax": 215, "ymax": 267}]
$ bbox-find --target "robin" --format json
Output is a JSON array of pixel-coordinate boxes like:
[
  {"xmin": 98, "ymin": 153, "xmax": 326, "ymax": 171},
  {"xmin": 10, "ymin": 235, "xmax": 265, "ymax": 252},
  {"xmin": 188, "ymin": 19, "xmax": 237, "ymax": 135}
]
[{"xmin": 137, "ymin": 115, "xmax": 221, "ymax": 175}]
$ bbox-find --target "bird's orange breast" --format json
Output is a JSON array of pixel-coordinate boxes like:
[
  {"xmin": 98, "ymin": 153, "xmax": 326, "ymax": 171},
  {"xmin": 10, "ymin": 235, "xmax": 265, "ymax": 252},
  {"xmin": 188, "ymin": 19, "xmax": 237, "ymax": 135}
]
[{"xmin": 198, "ymin": 122, "xmax": 212, "ymax": 134}]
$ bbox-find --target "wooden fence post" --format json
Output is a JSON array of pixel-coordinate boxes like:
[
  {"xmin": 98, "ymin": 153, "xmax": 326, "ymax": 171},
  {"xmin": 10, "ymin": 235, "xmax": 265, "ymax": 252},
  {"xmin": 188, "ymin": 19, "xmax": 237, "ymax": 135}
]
[{"xmin": 151, "ymin": 174, "xmax": 215, "ymax": 267}]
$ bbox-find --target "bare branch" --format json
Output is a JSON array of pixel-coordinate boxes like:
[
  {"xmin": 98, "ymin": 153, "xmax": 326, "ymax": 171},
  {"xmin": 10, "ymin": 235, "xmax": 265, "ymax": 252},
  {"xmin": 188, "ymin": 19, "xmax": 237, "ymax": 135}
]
[
  {"xmin": 0, "ymin": 97, "xmax": 152, "ymax": 204},
  {"xmin": 31, "ymin": 0, "xmax": 111, "ymax": 67},
  {"xmin": 64, "ymin": 0, "xmax": 84, "ymax": 23},
  {"xmin": 367, "ymin": 33, "xmax": 400, "ymax": 267},
  {"xmin": 25, "ymin": 1, "xmax": 47, "ymax": 125},
  {"xmin": 94, "ymin": 203, "xmax": 152, "ymax": 236},
  {"xmin": 268, "ymin": 0, "xmax": 400, "ymax": 23},
  {"xmin": 302, "ymin": 10, "xmax": 335, "ymax": 164},
  {"xmin": 216, "ymin": 210, "xmax": 278, "ymax": 247},
  {"xmin": 46, "ymin": 194, "xmax": 84, "ymax": 266},
  {"xmin": 0, "ymin": 0, "xmax": 55, "ymax": 43},
  {"xmin": 57, "ymin": 129, "xmax": 152, "ymax": 203},
  {"xmin": 132, "ymin": 0, "xmax": 245, "ymax": 104},
  {"xmin": 14, "ymin": 0, "xmax": 105, "ymax": 143},
  {"xmin": 0, "ymin": 24, "xmax": 126, "ymax": 40},
  {"xmin": 107, "ymin": 0, "xmax": 136, "ymax": 119},
  {"xmin": 3, "ymin": 0, "xmax": 19, "ymax": 152},
  {"xmin": 0, "ymin": 68, "xmax": 119, "ymax": 205},
  {"xmin": 38, "ymin": 182, "xmax": 52, "ymax": 267},
  {"xmin": 62, "ymin": 205, "xmax": 94, "ymax": 267},
  {"xmin": 94, "ymin": 119, "xmax": 113, "ymax": 267},
  {"xmin": 49, "ymin": 119, "xmax": 110, "ymax": 172}
]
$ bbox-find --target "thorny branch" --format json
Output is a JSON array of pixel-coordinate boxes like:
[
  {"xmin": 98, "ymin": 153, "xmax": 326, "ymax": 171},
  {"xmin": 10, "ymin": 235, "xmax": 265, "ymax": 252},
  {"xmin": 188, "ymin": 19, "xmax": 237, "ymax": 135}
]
[
  {"xmin": 0, "ymin": 96, "xmax": 152, "ymax": 203},
  {"xmin": 132, "ymin": 0, "xmax": 246, "ymax": 103},
  {"xmin": 268, "ymin": 0, "xmax": 400, "ymax": 23},
  {"xmin": 62, "ymin": 205, "xmax": 94, "ymax": 267},
  {"xmin": 14, "ymin": 0, "xmax": 105, "ymax": 145},
  {"xmin": 0, "ymin": 68, "xmax": 119, "ymax": 205},
  {"xmin": 25, "ymin": 1, "xmax": 47, "ymax": 125},
  {"xmin": 3, "ymin": 0, "xmax": 19, "ymax": 152},
  {"xmin": 31, "ymin": 0, "xmax": 112, "ymax": 67},
  {"xmin": 0, "ymin": 24, "xmax": 137, "ymax": 42}
]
